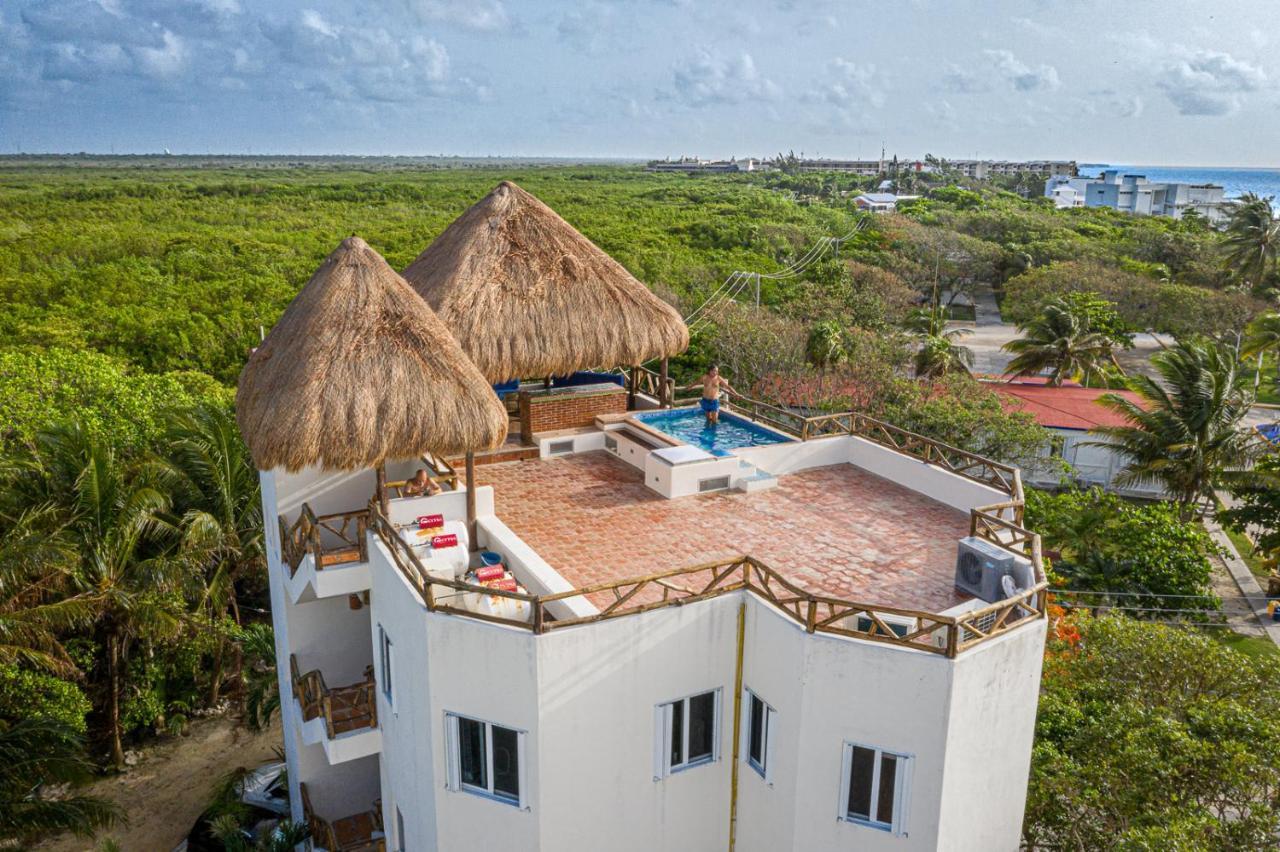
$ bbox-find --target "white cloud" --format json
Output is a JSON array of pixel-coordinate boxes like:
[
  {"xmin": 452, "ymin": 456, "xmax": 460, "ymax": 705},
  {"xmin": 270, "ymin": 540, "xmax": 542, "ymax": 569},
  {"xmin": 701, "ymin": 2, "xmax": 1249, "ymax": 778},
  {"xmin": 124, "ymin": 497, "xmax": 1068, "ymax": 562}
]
[
  {"xmin": 404, "ymin": 0, "xmax": 510, "ymax": 32},
  {"xmin": 133, "ymin": 29, "xmax": 187, "ymax": 79},
  {"xmin": 667, "ymin": 49, "xmax": 780, "ymax": 106},
  {"xmin": 984, "ymin": 49, "xmax": 1060, "ymax": 92},
  {"xmin": 299, "ymin": 9, "xmax": 338, "ymax": 40},
  {"xmin": 557, "ymin": 5, "xmax": 615, "ymax": 54},
  {"xmin": 410, "ymin": 36, "xmax": 449, "ymax": 82},
  {"xmin": 821, "ymin": 58, "xmax": 886, "ymax": 108},
  {"xmin": 1156, "ymin": 48, "xmax": 1266, "ymax": 116},
  {"xmin": 941, "ymin": 63, "xmax": 987, "ymax": 94}
]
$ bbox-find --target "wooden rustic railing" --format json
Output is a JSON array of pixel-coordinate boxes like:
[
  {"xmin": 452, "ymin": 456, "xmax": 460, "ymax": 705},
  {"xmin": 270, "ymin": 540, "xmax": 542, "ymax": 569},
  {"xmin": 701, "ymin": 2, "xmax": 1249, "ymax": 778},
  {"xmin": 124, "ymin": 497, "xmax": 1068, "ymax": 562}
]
[
  {"xmin": 279, "ymin": 505, "xmax": 370, "ymax": 577},
  {"xmin": 630, "ymin": 364, "xmax": 677, "ymax": 408},
  {"xmin": 421, "ymin": 450, "xmax": 459, "ymax": 489},
  {"xmin": 368, "ymin": 504, "xmax": 1046, "ymax": 658},
  {"xmin": 795, "ymin": 410, "xmax": 1024, "ymax": 502},
  {"xmin": 648, "ymin": 392, "xmax": 1023, "ymax": 504},
  {"xmin": 300, "ymin": 783, "xmax": 385, "ymax": 852},
  {"xmin": 290, "ymin": 655, "xmax": 377, "ymax": 739}
]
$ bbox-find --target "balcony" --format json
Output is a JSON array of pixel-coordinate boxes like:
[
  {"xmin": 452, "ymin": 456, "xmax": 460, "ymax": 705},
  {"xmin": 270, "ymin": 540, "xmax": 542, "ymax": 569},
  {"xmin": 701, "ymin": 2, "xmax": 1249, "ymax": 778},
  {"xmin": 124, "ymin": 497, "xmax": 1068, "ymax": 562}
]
[
  {"xmin": 290, "ymin": 655, "xmax": 381, "ymax": 764},
  {"xmin": 301, "ymin": 783, "xmax": 384, "ymax": 852},
  {"xmin": 280, "ymin": 506, "xmax": 373, "ymax": 603}
]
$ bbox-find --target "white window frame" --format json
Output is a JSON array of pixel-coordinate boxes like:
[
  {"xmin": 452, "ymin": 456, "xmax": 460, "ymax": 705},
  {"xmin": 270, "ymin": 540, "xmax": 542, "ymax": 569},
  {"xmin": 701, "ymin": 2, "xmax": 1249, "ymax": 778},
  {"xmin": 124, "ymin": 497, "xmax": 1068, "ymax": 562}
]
[
  {"xmin": 653, "ymin": 688, "xmax": 722, "ymax": 779},
  {"xmin": 378, "ymin": 625, "xmax": 393, "ymax": 704},
  {"xmin": 742, "ymin": 688, "xmax": 777, "ymax": 783},
  {"xmin": 838, "ymin": 741, "xmax": 912, "ymax": 836},
  {"xmin": 444, "ymin": 712, "xmax": 529, "ymax": 810}
]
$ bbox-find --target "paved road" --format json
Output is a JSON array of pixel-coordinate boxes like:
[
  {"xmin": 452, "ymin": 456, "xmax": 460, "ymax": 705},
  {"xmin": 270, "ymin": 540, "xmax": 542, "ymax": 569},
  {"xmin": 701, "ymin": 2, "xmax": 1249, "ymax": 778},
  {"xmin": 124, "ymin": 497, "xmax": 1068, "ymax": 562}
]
[{"xmin": 947, "ymin": 285, "xmax": 1279, "ymax": 439}]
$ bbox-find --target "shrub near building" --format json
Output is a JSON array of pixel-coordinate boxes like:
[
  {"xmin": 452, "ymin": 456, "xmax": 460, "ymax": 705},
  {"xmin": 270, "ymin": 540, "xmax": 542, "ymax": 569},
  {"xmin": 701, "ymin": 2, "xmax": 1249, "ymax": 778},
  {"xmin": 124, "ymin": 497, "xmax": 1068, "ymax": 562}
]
[{"xmin": 1024, "ymin": 614, "xmax": 1280, "ymax": 850}]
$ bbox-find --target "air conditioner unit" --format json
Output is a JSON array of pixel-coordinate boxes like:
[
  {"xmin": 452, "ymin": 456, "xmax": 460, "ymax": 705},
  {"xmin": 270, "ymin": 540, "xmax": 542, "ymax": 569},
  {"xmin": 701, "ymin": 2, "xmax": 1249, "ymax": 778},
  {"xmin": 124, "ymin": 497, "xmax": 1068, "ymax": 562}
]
[
  {"xmin": 932, "ymin": 597, "xmax": 1004, "ymax": 649},
  {"xmin": 954, "ymin": 536, "xmax": 1034, "ymax": 603},
  {"xmin": 850, "ymin": 612, "xmax": 917, "ymax": 639}
]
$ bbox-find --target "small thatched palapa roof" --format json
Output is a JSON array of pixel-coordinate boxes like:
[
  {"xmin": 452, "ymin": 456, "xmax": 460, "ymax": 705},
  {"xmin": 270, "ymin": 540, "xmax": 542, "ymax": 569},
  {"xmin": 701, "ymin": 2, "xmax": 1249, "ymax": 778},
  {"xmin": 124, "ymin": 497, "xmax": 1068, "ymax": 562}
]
[
  {"xmin": 401, "ymin": 181, "xmax": 689, "ymax": 383},
  {"xmin": 237, "ymin": 237, "xmax": 507, "ymax": 472}
]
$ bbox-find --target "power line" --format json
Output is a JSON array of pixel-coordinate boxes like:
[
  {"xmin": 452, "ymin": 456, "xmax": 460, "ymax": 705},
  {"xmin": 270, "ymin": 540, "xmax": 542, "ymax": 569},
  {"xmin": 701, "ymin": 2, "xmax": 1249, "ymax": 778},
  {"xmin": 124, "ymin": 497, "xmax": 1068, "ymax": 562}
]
[
  {"xmin": 1053, "ymin": 589, "xmax": 1274, "ymax": 602},
  {"xmin": 679, "ymin": 215, "xmax": 871, "ymax": 326}
]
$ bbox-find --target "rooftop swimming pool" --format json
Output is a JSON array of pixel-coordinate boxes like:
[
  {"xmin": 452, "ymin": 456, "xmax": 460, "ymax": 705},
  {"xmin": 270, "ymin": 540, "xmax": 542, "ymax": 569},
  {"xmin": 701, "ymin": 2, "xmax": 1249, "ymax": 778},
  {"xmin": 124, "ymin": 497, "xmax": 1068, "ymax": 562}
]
[{"xmin": 635, "ymin": 408, "xmax": 793, "ymax": 456}]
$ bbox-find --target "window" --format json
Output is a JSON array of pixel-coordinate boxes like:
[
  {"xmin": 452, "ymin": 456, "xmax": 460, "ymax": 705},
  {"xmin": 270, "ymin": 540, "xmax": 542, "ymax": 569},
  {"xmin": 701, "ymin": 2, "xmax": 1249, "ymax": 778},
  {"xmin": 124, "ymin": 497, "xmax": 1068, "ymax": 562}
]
[
  {"xmin": 655, "ymin": 689, "xmax": 721, "ymax": 778},
  {"xmin": 744, "ymin": 689, "xmax": 776, "ymax": 781},
  {"xmin": 378, "ymin": 626, "xmax": 393, "ymax": 703},
  {"xmin": 445, "ymin": 713, "xmax": 526, "ymax": 808},
  {"xmin": 839, "ymin": 742, "xmax": 911, "ymax": 835}
]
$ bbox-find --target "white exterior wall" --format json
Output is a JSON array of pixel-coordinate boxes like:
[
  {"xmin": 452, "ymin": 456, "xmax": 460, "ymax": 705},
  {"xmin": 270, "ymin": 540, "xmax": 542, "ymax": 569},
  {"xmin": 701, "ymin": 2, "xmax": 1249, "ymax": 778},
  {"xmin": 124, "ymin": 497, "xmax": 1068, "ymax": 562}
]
[
  {"xmin": 367, "ymin": 528, "xmax": 1044, "ymax": 852},
  {"xmin": 738, "ymin": 595, "xmax": 1043, "ymax": 851},
  {"xmin": 935, "ymin": 620, "xmax": 1046, "ymax": 850},
  {"xmin": 1021, "ymin": 429, "xmax": 1167, "ymax": 499},
  {"xmin": 371, "ymin": 534, "xmax": 540, "ymax": 852}
]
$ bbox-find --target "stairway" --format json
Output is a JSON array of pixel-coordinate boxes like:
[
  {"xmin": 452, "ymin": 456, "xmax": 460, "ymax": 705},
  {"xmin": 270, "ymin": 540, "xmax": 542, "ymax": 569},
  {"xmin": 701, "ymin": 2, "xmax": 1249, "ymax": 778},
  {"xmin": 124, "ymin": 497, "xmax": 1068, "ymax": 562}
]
[{"xmin": 733, "ymin": 458, "xmax": 778, "ymax": 493}]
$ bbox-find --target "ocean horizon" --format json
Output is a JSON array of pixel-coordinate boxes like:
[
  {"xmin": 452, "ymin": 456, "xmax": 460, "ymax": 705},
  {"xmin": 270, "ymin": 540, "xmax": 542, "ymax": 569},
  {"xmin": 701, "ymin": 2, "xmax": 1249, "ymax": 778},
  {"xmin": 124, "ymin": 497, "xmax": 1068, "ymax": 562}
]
[{"xmin": 1079, "ymin": 163, "xmax": 1280, "ymax": 202}]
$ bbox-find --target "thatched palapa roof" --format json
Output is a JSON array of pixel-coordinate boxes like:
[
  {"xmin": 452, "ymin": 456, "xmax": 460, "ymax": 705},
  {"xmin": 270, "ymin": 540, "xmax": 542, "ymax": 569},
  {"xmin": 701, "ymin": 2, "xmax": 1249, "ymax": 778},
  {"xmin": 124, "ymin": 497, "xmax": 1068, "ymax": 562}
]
[
  {"xmin": 401, "ymin": 181, "xmax": 689, "ymax": 383},
  {"xmin": 236, "ymin": 237, "xmax": 507, "ymax": 472}
]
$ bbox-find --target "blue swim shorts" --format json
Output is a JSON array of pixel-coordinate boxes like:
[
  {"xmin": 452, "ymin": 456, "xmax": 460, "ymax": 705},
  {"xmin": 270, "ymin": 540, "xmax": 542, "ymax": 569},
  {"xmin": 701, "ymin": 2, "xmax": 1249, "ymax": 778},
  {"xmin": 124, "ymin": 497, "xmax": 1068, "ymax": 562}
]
[{"xmin": 699, "ymin": 397, "xmax": 720, "ymax": 413}]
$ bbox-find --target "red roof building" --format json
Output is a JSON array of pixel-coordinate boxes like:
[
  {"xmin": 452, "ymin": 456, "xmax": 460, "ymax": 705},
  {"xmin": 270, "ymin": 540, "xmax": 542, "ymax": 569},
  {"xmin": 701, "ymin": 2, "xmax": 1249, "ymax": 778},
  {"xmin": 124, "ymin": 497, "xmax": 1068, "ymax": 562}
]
[{"xmin": 984, "ymin": 380, "xmax": 1143, "ymax": 431}]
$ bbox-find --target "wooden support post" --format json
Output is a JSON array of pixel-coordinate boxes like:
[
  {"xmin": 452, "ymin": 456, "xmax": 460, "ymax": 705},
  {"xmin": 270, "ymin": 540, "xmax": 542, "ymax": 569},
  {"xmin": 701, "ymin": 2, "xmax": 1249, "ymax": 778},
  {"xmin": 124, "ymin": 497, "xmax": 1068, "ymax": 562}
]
[
  {"xmin": 659, "ymin": 358, "xmax": 670, "ymax": 408},
  {"xmin": 627, "ymin": 364, "xmax": 639, "ymax": 410},
  {"xmin": 728, "ymin": 601, "xmax": 746, "ymax": 852},
  {"xmin": 465, "ymin": 451, "xmax": 478, "ymax": 552},
  {"xmin": 375, "ymin": 464, "xmax": 389, "ymax": 517}
]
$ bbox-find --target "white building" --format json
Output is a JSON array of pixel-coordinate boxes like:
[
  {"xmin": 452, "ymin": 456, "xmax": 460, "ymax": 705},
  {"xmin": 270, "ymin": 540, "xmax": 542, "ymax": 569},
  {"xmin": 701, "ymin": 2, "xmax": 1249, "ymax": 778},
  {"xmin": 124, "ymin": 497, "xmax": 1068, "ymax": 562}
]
[
  {"xmin": 262, "ymin": 416, "xmax": 1048, "ymax": 852},
  {"xmin": 245, "ymin": 192, "xmax": 1049, "ymax": 852},
  {"xmin": 853, "ymin": 192, "xmax": 901, "ymax": 212},
  {"xmin": 1045, "ymin": 171, "xmax": 1231, "ymax": 223},
  {"xmin": 646, "ymin": 157, "xmax": 760, "ymax": 173},
  {"xmin": 988, "ymin": 380, "xmax": 1165, "ymax": 498}
]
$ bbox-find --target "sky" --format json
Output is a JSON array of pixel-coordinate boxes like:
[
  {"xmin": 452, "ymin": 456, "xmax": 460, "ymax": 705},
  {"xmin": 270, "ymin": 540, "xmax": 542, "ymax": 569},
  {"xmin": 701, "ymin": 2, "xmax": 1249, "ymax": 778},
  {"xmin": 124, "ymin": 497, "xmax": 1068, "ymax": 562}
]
[{"xmin": 2, "ymin": 0, "xmax": 1278, "ymax": 165}]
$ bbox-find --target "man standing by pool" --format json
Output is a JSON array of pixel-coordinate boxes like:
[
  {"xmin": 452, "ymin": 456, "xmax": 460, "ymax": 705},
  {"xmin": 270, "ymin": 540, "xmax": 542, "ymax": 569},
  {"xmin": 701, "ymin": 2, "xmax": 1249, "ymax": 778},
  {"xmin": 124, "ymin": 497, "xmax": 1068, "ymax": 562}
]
[{"xmin": 688, "ymin": 364, "xmax": 735, "ymax": 426}]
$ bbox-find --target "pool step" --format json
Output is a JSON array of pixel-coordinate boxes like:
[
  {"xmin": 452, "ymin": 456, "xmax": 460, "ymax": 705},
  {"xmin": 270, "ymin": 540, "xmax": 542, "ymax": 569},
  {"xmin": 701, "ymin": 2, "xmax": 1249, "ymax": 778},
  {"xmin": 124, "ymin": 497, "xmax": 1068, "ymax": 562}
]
[{"xmin": 736, "ymin": 470, "xmax": 779, "ymax": 493}]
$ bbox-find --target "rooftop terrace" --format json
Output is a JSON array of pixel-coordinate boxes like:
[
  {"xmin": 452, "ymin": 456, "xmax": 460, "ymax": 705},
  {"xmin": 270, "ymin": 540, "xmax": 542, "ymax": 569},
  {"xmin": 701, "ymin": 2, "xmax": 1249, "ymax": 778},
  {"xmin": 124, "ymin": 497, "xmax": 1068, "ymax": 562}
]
[{"xmin": 475, "ymin": 450, "xmax": 970, "ymax": 613}]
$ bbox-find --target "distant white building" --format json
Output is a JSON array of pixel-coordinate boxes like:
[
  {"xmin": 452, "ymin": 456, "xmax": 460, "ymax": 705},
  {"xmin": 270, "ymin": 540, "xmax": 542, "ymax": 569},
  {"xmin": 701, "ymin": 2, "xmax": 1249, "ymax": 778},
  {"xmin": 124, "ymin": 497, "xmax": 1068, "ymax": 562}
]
[
  {"xmin": 1045, "ymin": 171, "xmax": 1232, "ymax": 223},
  {"xmin": 1048, "ymin": 183, "xmax": 1085, "ymax": 209},
  {"xmin": 794, "ymin": 158, "xmax": 887, "ymax": 175},
  {"xmin": 947, "ymin": 160, "xmax": 1076, "ymax": 180},
  {"xmin": 853, "ymin": 192, "xmax": 901, "ymax": 212},
  {"xmin": 646, "ymin": 157, "xmax": 760, "ymax": 173}
]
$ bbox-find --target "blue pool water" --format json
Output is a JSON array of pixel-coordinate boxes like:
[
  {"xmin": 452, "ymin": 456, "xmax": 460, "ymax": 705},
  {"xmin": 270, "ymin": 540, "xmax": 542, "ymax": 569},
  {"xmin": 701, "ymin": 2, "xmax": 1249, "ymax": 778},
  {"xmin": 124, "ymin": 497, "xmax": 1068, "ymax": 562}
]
[{"xmin": 636, "ymin": 408, "xmax": 792, "ymax": 456}]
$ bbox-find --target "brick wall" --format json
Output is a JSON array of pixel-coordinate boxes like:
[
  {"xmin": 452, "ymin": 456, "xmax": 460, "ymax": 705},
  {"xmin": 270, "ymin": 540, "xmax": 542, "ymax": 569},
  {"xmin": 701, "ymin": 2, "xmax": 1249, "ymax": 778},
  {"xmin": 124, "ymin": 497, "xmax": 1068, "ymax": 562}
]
[{"xmin": 520, "ymin": 388, "xmax": 628, "ymax": 438}]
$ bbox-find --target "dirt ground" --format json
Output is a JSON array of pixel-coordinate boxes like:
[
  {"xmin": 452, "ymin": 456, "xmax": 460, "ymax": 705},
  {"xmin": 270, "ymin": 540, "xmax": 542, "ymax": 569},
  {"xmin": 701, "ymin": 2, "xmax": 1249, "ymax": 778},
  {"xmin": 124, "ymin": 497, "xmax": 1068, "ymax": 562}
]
[{"xmin": 36, "ymin": 715, "xmax": 283, "ymax": 852}]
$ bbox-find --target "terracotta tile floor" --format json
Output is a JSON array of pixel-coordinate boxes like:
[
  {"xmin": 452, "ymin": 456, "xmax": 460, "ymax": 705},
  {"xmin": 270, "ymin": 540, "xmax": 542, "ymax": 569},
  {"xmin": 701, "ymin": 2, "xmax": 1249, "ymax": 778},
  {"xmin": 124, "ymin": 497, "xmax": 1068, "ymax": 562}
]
[{"xmin": 475, "ymin": 452, "xmax": 969, "ymax": 613}]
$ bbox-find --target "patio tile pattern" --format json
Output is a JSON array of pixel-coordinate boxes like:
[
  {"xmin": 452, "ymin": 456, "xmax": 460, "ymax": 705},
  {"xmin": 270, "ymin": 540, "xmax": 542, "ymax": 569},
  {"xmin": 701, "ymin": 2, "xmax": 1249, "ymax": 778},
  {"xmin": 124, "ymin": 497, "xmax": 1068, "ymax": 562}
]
[{"xmin": 475, "ymin": 452, "xmax": 970, "ymax": 612}]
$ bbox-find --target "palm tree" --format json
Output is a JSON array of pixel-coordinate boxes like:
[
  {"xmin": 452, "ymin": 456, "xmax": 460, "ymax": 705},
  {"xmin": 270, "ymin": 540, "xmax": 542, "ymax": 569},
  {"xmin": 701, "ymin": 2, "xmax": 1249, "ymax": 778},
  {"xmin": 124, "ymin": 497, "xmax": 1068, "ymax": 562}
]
[
  {"xmin": 0, "ymin": 717, "xmax": 122, "ymax": 842},
  {"xmin": 1222, "ymin": 193, "xmax": 1279, "ymax": 292},
  {"xmin": 0, "ymin": 505, "xmax": 91, "ymax": 674},
  {"xmin": 12, "ymin": 422, "xmax": 189, "ymax": 767},
  {"xmin": 235, "ymin": 623, "xmax": 279, "ymax": 731},
  {"xmin": 1089, "ymin": 339, "xmax": 1265, "ymax": 518},
  {"xmin": 1242, "ymin": 311, "xmax": 1280, "ymax": 395},
  {"xmin": 212, "ymin": 816, "xmax": 309, "ymax": 852},
  {"xmin": 1002, "ymin": 300, "xmax": 1119, "ymax": 387},
  {"xmin": 905, "ymin": 303, "xmax": 973, "ymax": 379},
  {"xmin": 1243, "ymin": 312, "xmax": 1280, "ymax": 358},
  {"xmin": 157, "ymin": 404, "xmax": 263, "ymax": 704}
]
